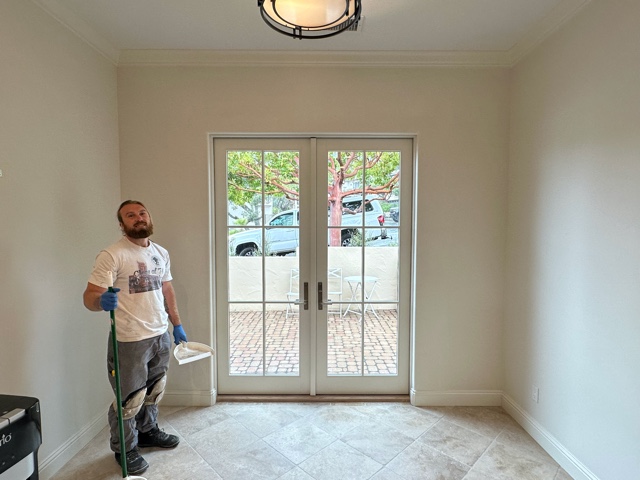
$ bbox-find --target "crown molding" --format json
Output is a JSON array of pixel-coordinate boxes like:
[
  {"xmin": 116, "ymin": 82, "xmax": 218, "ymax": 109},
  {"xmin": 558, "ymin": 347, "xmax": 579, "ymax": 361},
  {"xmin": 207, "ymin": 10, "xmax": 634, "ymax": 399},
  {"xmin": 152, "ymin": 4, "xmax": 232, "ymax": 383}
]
[
  {"xmin": 31, "ymin": 0, "xmax": 120, "ymax": 64},
  {"xmin": 507, "ymin": 0, "xmax": 592, "ymax": 65},
  {"xmin": 117, "ymin": 49, "xmax": 511, "ymax": 68},
  {"xmin": 32, "ymin": 0, "xmax": 591, "ymax": 69}
]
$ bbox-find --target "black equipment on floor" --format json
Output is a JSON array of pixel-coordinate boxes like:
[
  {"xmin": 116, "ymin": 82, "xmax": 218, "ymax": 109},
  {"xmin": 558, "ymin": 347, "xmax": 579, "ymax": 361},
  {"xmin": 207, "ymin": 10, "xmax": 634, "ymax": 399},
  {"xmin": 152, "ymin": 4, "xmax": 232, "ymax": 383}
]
[{"xmin": 0, "ymin": 395, "xmax": 41, "ymax": 480}]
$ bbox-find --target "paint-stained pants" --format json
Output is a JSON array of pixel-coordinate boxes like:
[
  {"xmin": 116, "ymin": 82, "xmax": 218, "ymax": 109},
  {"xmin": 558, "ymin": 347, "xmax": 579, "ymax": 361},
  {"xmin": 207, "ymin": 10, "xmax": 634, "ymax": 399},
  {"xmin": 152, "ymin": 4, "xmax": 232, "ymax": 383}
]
[{"xmin": 106, "ymin": 331, "xmax": 171, "ymax": 453}]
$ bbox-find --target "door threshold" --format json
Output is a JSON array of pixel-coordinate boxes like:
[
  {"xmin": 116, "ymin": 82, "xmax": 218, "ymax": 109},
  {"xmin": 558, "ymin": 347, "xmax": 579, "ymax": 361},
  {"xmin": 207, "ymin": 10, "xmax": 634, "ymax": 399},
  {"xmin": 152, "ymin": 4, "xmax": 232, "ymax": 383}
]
[{"xmin": 216, "ymin": 394, "xmax": 410, "ymax": 403}]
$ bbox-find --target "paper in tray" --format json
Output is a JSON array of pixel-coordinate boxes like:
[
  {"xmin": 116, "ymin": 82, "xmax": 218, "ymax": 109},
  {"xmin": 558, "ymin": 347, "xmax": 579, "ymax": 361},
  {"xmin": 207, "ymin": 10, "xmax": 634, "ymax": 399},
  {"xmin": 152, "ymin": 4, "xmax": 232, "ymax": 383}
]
[{"xmin": 173, "ymin": 341, "xmax": 215, "ymax": 365}]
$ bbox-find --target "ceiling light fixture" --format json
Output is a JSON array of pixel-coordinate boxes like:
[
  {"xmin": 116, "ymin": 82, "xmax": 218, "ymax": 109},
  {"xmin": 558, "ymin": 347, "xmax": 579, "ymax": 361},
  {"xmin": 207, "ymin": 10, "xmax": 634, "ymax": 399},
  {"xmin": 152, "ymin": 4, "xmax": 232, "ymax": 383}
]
[{"xmin": 258, "ymin": 0, "xmax": 362, "ymax": 39}]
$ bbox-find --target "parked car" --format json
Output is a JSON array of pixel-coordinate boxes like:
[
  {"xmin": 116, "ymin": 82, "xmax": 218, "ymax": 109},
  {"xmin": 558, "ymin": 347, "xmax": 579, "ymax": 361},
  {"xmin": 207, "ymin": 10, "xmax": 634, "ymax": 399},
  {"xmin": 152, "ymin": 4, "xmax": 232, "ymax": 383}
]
[
  {"xmin": 229, "ymin": 197, "xmax": 387, "ymax": 256},
  {"xmin": 389, "ymin": 206, "xmax": 399, "ymax": 223}
]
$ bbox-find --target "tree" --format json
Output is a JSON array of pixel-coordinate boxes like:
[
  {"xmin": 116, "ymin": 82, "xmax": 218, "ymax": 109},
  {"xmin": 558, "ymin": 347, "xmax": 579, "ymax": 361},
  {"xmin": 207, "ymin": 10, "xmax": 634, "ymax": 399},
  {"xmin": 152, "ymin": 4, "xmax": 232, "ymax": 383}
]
[
  {"xmin": 227, "ymin": 149, "xmax": 400, "ymax": 245},
  {"xmin": 327, "ymin": 150, "xmax": 399, "ymax": 245},
  {"xmin": 227, "ymin": 150, "xmax": 299, "ymax": 209}
]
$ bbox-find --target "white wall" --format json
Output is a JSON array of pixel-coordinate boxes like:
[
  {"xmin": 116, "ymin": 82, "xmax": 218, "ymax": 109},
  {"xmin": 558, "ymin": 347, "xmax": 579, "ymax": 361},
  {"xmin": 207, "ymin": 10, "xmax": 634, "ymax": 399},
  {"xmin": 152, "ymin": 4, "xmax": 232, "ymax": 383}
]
[
  {"xmin": 0, "ymin": 0, "xmax": 120, "ymax": 476},
  {"xmin": 506, "ymin": 0, "xmax": 640, "ymax": 478},
  {"xmin": 7, "ymin": 0, "xmax": 635, "ymax": 478},
  {"xmin": 117, "ymin": 65, "xmax": 509, "ymax": 404}
]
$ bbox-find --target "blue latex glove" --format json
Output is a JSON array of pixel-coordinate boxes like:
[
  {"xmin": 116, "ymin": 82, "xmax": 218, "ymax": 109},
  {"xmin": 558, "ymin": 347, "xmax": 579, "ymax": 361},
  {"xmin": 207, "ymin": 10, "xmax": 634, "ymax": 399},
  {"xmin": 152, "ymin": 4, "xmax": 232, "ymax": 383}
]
[
  {"xmin": 172, "ymin": 325, "xmax": 188, "ymax": 345},
  {"xmin": 100, "ymin": 288, "xmax": 120, "ymax": 311}
]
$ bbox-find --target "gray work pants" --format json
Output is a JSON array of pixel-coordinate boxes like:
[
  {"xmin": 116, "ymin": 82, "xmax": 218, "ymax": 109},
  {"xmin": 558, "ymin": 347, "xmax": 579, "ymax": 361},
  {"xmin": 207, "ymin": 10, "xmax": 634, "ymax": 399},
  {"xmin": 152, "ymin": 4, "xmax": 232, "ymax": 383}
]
[{"xmin": 107, "ymin": 331, "xmax": 171, "ymax": 453}]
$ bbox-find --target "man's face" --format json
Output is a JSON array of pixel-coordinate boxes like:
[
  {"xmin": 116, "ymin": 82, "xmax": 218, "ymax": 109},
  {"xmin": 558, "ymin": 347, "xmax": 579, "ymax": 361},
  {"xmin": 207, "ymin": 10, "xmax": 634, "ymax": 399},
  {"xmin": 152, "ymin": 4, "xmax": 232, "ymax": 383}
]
[{"xmin": 119, "ymin": 204, "xmax": 154, "ymax": 239}]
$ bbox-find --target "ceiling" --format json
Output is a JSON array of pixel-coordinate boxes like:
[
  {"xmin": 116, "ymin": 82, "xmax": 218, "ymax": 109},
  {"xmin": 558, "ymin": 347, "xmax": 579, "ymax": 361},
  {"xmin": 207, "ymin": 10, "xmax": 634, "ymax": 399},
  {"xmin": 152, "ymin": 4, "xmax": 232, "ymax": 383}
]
[{"xmin": 32, "ymin": 0, "xmax": 590, "ymax": 66}]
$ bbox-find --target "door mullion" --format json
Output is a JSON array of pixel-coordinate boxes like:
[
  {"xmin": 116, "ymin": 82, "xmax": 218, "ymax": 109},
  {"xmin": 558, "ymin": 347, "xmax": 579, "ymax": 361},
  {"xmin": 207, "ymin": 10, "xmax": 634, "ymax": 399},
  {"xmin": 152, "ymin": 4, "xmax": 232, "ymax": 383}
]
[{"xmin": 308, "ymin": 137, "xmax": 318, "ymax": 396}]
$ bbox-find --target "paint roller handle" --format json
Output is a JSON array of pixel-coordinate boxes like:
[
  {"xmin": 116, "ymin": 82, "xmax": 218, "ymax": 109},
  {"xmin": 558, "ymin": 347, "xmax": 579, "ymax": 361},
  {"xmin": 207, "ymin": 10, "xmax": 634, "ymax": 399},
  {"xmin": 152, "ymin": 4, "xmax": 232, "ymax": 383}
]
[
  {"xmin": 105, "ymin": 272, "xmax": 129, "ymax": 478},
  {"xmin": 101, "ymin": 271, "xmax": 120, "ymax": 311}
]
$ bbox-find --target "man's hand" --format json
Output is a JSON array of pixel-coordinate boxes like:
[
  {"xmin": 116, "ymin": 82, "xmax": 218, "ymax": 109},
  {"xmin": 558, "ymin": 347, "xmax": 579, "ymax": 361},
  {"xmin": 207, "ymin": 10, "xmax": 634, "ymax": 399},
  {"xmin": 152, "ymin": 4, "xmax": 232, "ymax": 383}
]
[
  {"xmin": 99, "ymin": 288, "xmax": 120, "ymax": 311},
  {"xmin": 172, "ymin": 325, "xmax": 188, "ymax": 345}
]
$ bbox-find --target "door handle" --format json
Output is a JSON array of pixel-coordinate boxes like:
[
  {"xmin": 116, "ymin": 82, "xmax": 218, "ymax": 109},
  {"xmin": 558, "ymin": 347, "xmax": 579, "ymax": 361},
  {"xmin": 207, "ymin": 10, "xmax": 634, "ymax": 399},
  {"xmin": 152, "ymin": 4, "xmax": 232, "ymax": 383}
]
[
  {"xmin": 317, "ymin": 282, "xmax": 334, "ymax": 310},
  {"xmin": 292, "ymin": 282, "xmax": 309, "ymax": 310},
  {"xmin": 303, "ymin": 282, "xmax": 309, "ymax": 310}
]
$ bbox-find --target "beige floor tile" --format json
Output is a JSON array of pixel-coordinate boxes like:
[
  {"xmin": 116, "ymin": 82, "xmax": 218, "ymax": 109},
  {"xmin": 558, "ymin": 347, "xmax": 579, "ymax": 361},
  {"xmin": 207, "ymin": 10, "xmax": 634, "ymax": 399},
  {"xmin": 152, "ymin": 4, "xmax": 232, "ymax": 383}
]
[
  {"xmin": 205, "ymin": 440, "xmax": 294, "ymax": 480},
  {"xmin": 370, "ymin": 467, "xmax": 406, "ymax": 479},
  {"xmin": 472, "ymin": 442, "xmax": 559, "ymax": 480},
  {"xmin": 386, "ymin": 441, "xmax": 469, "ymax": 479},
  {"xmin": 263, "ymin": 418, "xmax": 336, "ymax": 464},
  {"xmin": 232, "ymin": 402, "xmax": 307, "ymax": 438},
  {"xmin": 187, "ymin": 417, "xmax": 259, "ymax": 465},
  {"xmin": 417, "ymin": 419, "xmax": 494, "ymax": 466},
  {"xmin": 496, "ymin": 422, "xmax": 558, "ymax": 467},
  {"xmin": 340, "ymin": 418, "xmax": 415, "ymax": 464},
  {"xmin": 141, "ymin": 444, "xmax": 222, "ymax": 480},
  {"xmin": 164, "ymin": 405, "xmax": 230, "ymax": 437},
  {"xmin": 461, "ymin": 469, "xmax": 498, "ymax": 480},
  {"xmin": 278, "ymin": 466, "xmax": 316, "ymax": 479},
  {"xmin": 298, "ymin": 440, "xmax": 383, "ymax": 480},
  {"xmin": 308, "ymin": 403, "xmax": 370, "ymax": 436},
  {"xmin": 440, "ymin": 406, "xmax": 516, "ymax": 439},
  {"xmin": 378, "ymin": 403, "xmax": 441, "ymax": 438}
]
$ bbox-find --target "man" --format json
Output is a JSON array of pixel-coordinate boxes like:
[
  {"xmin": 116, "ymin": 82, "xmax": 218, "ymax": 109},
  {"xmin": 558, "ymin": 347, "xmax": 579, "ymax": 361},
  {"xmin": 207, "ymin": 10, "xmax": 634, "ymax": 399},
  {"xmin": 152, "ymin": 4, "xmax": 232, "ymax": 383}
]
[{"xmin": 83, "ymin": 200, "xmax": 188, "ymax": 475}]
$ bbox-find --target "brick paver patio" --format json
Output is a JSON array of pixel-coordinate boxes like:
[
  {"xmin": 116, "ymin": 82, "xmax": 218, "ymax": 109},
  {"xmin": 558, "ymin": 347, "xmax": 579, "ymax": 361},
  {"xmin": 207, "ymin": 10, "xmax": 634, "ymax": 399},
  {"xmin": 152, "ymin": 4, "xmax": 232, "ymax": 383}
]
[{"xmin": 229, "ymin": 308, "xmax": 398, "ymax": 376}]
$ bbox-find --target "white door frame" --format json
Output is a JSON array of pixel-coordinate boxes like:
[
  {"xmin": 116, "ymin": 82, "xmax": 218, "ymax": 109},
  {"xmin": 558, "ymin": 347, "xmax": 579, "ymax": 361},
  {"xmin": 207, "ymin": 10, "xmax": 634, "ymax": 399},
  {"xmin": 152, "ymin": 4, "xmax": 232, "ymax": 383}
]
[{"xmin": 211, "ymin": 134, "xmax": 416, "ymax": 396}]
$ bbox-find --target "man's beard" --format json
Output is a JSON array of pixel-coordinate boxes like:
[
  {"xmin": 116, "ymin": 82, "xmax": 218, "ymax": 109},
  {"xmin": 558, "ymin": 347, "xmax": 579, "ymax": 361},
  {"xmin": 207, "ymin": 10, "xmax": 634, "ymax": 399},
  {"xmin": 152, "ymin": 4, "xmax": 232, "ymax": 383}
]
[{"xmin": 124, "ymin": 221, "xmax": 154, "ymax": 239}]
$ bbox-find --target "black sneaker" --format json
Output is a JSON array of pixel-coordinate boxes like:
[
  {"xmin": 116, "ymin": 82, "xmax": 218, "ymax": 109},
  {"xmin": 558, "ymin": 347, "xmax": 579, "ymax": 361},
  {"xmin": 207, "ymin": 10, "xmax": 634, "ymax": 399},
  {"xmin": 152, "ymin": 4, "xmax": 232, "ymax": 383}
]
[
  {"xmin": 114, "ymin": 448, "xmax": 149, "ymax": 475},
  {"xmin": 138, "ymin": 426, "xmax": 180, "ymax": 449}
]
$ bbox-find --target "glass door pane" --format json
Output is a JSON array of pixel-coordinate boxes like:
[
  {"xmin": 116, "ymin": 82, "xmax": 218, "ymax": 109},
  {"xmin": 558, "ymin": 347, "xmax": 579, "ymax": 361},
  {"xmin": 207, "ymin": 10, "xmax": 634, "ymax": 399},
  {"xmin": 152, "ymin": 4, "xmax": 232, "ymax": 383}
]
[
  {"xmin": 317, "ymin": 138, "xmax": 411, "ymax": 394},
  {"xmin": 215, "ymin": 138, "xmax": 311, "ymax": 394}
]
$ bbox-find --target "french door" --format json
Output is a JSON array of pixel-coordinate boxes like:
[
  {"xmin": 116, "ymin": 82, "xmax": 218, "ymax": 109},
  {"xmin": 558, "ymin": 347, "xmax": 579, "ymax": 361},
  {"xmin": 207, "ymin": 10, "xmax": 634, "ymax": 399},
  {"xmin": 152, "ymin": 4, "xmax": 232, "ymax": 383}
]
[{"xmin": 213, "ymin": 137, "xmax": 413, "ymax": 394}]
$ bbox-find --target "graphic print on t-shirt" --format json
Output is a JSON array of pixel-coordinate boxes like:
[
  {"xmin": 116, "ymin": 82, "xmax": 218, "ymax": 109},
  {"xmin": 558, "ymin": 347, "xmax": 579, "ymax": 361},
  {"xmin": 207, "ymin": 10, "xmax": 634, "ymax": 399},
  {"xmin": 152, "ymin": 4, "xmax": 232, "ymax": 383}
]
[{"xmin": 129, "ymin": 261, "xmax": 163, "ymax": 293}]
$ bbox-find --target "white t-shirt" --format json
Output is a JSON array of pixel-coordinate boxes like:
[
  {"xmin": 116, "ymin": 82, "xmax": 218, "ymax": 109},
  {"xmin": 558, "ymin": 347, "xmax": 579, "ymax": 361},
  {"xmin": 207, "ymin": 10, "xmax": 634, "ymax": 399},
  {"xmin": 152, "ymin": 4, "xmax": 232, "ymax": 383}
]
[{"xmin": 88, "ymin": 236, "xmax": 173, "ymax": 342}]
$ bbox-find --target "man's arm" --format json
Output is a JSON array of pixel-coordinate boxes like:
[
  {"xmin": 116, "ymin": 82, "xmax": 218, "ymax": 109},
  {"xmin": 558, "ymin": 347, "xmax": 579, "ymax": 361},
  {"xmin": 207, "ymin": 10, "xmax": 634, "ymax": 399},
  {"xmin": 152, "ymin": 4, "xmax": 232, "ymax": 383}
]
[
  {"xmin": 83, "ymin": 282, "xmax": 107, "ymax": 312},
  {"xmin": 162, "ymin": 281, "xmax": 182, "ymax": 327}
]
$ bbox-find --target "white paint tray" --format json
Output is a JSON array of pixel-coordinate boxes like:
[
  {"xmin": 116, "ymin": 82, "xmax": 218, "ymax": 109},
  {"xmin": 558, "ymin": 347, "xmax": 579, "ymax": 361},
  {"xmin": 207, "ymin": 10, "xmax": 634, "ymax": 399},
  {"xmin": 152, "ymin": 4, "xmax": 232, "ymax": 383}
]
[{"xmin": 173, "ymin": 341, "xmax": 215, "ymax": 365}]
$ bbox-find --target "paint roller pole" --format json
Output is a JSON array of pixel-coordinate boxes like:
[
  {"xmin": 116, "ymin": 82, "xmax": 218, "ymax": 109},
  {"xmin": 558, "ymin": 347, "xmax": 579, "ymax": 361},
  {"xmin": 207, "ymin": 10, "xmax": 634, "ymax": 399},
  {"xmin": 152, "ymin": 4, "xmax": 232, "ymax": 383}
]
[{"xmin": 107, "ymin": 272, "xmax": 132, "ymax": 479}]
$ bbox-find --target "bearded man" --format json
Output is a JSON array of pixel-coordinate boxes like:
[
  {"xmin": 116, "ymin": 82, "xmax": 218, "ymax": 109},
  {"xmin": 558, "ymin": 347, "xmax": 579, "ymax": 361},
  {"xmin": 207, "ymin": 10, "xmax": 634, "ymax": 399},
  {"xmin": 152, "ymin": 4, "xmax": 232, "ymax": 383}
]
[{"xmin": 83, "ymin": 200, "xmax": 188, "ymax": 475}]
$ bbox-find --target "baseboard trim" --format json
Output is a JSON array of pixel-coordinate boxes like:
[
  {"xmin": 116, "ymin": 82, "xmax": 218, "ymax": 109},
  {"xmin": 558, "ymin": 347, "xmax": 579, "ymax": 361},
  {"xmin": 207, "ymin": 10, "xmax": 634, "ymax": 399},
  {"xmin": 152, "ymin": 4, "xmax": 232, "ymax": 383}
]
[
  {"xmin": 501, "ymin": 394, "xmax": 600, "ymax": 480},
  {"xmin": 39, "ymin": 408, "xmax": 107, "ymax": 480},
  {"xmin": 410, "ymin": 389, "xmax": 503, "ymax": 406},
  {"xmin": 162, "ymin": 388, "xmax": 217, "ymax": 407}
]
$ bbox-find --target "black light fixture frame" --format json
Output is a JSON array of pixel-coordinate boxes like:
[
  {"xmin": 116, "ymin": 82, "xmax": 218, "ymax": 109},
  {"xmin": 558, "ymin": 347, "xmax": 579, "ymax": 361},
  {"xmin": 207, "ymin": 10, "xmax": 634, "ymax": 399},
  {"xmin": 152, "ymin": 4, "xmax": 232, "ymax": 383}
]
[{"xmin": 258, "ymin": 0, "xmax": 362, "ymax": 40}]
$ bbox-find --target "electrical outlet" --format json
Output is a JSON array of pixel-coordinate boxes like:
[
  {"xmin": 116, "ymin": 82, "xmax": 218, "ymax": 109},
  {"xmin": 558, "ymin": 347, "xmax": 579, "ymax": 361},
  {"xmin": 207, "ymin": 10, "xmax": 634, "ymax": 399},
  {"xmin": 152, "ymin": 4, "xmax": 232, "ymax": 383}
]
[{"xmin": 531, "ymin": 385, "xmax": 540, "ymax": 403}]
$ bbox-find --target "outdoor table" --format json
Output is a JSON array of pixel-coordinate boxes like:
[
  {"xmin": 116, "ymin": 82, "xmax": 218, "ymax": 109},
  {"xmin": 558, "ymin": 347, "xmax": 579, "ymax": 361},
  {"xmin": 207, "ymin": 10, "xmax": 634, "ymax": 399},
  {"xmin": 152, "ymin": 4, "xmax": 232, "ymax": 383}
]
[{"xmin": 343, "ymin": 275, "xmax": 379, "ymax": 319}]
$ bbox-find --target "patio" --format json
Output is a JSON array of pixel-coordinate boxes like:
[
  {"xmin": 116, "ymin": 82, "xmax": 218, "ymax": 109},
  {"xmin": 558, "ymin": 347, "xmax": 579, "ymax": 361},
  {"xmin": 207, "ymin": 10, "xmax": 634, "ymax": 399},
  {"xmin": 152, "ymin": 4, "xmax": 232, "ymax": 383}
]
[{"xmin": 229, "ymin": 308, "xmax": 399, "ymax": 376}]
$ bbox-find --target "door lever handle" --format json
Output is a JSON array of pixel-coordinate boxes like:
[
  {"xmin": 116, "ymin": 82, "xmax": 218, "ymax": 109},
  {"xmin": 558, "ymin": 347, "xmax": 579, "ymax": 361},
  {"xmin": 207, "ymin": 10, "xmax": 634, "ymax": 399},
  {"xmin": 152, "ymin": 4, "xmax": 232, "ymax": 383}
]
[
  {"xmin": 318, "ymin": 281, "xmax": 323, "ymax": 310},
  {"xmin": 291, "ymin": 282, "xmax": 309, "ymax": 310},
  {"xmin": 303, "ymin": 282, "xmax": 309, "ymax": 310}
]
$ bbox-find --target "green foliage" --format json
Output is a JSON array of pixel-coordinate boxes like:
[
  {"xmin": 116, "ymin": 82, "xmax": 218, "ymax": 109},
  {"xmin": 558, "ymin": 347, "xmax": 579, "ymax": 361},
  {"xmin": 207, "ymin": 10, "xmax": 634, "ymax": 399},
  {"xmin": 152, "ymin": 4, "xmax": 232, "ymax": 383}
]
[
  {"xmin": 227, "ymin": 150, "xmax": 299, "ymax": 207},
  {"xmin": 348, "ymin": 230, "xmax": 363, "ymax": 247},
  {"xmin": 227, "ymin": 149, "xmax": 400, "ymax": 233}
]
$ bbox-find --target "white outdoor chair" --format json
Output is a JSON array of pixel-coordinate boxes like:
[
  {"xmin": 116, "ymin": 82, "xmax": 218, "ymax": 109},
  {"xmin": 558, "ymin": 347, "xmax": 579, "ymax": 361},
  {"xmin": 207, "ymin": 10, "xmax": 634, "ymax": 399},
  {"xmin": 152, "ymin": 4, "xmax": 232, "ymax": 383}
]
[
  {"xmin": 286, "ymin": 268, "xmax": 300, "ymax": 319},
  {"xmin": 327, "ymin": 267, "xmax": 343, "ymax": 316}
]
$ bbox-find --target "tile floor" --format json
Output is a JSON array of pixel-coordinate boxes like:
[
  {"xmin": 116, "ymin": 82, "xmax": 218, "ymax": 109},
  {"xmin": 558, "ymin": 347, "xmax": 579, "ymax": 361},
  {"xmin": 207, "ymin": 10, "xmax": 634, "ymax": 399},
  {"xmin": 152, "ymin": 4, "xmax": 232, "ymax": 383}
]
[{"xmin": 50, "ymin": 402, "xmax": 574, "ymax": 480}]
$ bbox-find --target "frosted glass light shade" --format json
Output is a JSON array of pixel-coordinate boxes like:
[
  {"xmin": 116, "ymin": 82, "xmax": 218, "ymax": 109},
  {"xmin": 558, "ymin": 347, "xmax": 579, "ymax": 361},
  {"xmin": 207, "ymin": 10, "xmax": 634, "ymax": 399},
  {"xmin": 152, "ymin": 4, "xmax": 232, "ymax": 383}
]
[{"xmin": 258, "ymin": 0, "xmax": 361, "ymax": 39}]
